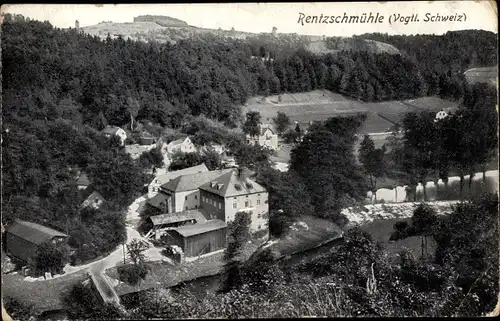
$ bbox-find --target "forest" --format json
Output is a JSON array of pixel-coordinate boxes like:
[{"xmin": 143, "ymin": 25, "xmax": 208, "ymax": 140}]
[{"xmin": 1, "ymin": 13, "xmax": 498, "ymax": 264}]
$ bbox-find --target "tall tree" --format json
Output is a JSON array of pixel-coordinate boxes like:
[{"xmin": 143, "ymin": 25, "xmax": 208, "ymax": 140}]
[
  {"xmin": 272, "ymin": 111, "xmax": 291, "ymax": 136},
  {"xmin": 359, "ymin": 135, "xmax": 386, "ymax": 203},
  {"xmin": 243, "ymin": 111, "xmax": 262, "ymax": 138}
]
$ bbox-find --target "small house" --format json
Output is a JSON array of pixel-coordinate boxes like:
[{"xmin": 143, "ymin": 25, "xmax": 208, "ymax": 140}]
[
  {"xmin": 76, "ymin": 172, "xmax": 91, "ymax": 190},
  {"xmin": 167, "ymin": 137, "xmax": 196, "ymax": 154},
  {"xmin": 246, "ymin": 124, "xmax": 279, "ymax": 150},
  {"xmin": 81, "ymin": 190, "xmax": 106, "ymax": 209},
  {"xmin": 102, "ymin": 125, "xmax": 127, "ymax": 146},
  {"xmin": 124, "ymin": 144, "xmax": 156, "ymax": 160},
  {"xmin": 5, "ymin": 219, "xmax": 68, "ymax": 263},
  {"xmin": 168, "ymin": 219, "xmax": 227, "ymax": 257}
]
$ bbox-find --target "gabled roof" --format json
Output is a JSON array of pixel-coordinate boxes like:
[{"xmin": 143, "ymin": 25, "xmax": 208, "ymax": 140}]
[
  {"xmin": 102, "ymin": 125, "xmax": 123, "ymax": 135},
  {"xmin": 6, "ymin": 219, "xmax": 68, "ymax": 245},
  {"xmin": 147, "ymin": 192, "xmax": 171, "ymax": 209},
  {"xmin": 76, "ymin": 172, "xmax": 90, "ymax": 186},
  {"xmin": 199, "ymin": 170, "xmax": 267, "ymax": 197},
  {"xmin": 82, "ymin": 191, "xmax": 106, "ymax": 206},
  {"xmin": 151, "ymin": 164, "xmax": 209, "ymax": 187},
  {"xmin": 124, "ymin": 144, "xmax": 155, "ymax": 156},
  {"xmin": 173, "ymin": 219, "xmax": 227, "ymax": 238},
  {"xmin": 260, "ymin": 124, "xmax": 275, "ymax": 135},
  {"xmin": 168, "ymin": 137, "xmax": 189, "ymax": 147},
  {"xmin": 160, "ymin": 168, "xmax": 233, "ymax": 192},
  {"xmin": 149, "ymin": 209, "xmax": 207, "ymax": 226}
]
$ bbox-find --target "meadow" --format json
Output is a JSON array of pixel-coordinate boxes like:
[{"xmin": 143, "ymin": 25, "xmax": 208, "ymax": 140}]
[{"xmin": 243, "ymin": 90, "xmax": 459, "ymax": 134}]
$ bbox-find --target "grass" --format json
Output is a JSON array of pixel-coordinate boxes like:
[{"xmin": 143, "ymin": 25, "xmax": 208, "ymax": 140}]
[
  {"xmin": 264, "ymin": 215, "xmax": 343, "ymax": 258},
  {"xmin": 243, "ymin": 91, "xmax": 458, "ymax": 134},
  {"xmin": 106, "ymin": 241, "xmax": 259, "ymax": 296},
  {"xmin": 2, "ymin": 270, "xmax": 88, "ymax": 313},
  {"xmin": 360, "ymin": 218, "xmax": 437, "ymax": 261}
]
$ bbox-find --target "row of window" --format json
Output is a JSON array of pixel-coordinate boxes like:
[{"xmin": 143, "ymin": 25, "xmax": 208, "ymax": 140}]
[
  {"xmin": 232, "ymin": 199, "xmax": 261, "ymax": 209},
  {"xmin": 201, "ymin": 196, "xmax": 223, "ymax": 209}
]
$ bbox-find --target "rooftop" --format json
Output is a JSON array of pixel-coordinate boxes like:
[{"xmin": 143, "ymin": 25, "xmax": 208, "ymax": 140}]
[
  {"xmin": 76, "ymin": 172, "xmax": 90, "ymax": 186},
  {"xmin": 151, "ymin": 164, "xmax": 209, "ymax": 187},
  {"xmin": 150, "ymin": 209, "xmax": 207, "ymax": 226},
  {"xmin": 161, "ymin": 168, "xmax": 233, "ymax": 192},
  {"xmin": 199, "ymin": 169, "xmax": 266, "ymax": 197},
  {"xmin": 102, "ymin": 125, "xmax": 122, "ymax": 135},
  {"xmin": 147, "ymin": 192, "xmax": 171, "ymax": 209},
  {"xmin": 173, "ymin": 219, "xmax": 227, "ymax": 238},
  {"xmin": 7, "ymin": 219, "xmax": 68, "ymax": 245}
]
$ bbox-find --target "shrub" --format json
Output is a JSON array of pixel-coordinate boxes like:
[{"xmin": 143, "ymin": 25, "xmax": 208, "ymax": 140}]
[{"xmin": 118, "ymin": 263, "xmax": 149, "ymax": 285}]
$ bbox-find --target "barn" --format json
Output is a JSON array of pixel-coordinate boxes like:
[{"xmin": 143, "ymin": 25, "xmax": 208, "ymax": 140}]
[
  {"xmin": 169, "ymin": 219, "xmax": 227, "ymax": 257},
  {"xmin": 5, "ymin": 219, "xmax": 68, "ymax": 262}
]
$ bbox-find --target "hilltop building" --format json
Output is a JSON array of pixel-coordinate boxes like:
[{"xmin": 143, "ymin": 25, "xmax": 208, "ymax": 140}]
[{"xmin": 102, "ymin": 126, "xmax": 127, "ymax": 146}]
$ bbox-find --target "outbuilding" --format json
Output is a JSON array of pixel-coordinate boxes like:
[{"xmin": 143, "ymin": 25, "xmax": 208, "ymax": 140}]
[
  {"xmin": 169, "ymin": 219, "xmax": 227, "ymax": 257},
  {"xmin": 5, "ymin": 219, "xmax": 68, "ymax": 262}
]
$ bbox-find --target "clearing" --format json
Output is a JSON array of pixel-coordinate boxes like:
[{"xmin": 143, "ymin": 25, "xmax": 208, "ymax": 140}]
[{"xmin": 243, "ymin": 90, "xmax": 459, "ymax": 134}]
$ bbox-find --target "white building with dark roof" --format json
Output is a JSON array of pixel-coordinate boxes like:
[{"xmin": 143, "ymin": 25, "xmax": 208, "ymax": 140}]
[
  {"xmin": 246, "ymin": 124, "xmax": 279, "ymax": 150},
  {"xmin": 102, "ymin": 125, "xmax": 127, "ymax": 146}
]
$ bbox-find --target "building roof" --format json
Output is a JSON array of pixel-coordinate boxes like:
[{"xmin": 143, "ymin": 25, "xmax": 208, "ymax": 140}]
[
  {"xmin": 147, "ymin": 192, "xmax": 171, "ymax": 209},
  {"xmin": 102, "ymin": 125, "xmax": 123, "ymax": 135},
  {"xmin": 82, "ymin": 191, "xmax": 106, "ymax": 206},
  {"xmin": 161, "ymin": 168, "xmax": 233, "ymax": 192},
  {"xmin": 7, "ymin": 219, "xmax": 68, "ymax": 245},
  {"xmin": 149, "ymin": 209, "xmax": 207, "ymax": 226},
  {"xmin": 150, "ymin": 164, "xmax": 209, "ymax": 187},
  {"xmin": 124, "ymin": 144, "xmax": 155, "ymax": 157},
  {"xmin": 168, "ymin": 137, "xmax": 189, "ymax": 147},
  {"xmin": 173, "ymin": 219, "xmax": 227, "ymax": 238},
  {"xmin": 76, "ymin": 172, "xmax": 90, "ymax": 186},
  {"xmin": 199, "ymin": 169, "xmax": 266, "ymax": 197},
  {"xmin": 260, "ymin": 124, "xmax": 275, "ymax": 135}
]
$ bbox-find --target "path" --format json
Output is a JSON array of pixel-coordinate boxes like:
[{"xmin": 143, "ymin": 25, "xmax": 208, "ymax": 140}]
[{"xmin": 23, "ymin": 194, "xmax": 162, "ymax": 281}]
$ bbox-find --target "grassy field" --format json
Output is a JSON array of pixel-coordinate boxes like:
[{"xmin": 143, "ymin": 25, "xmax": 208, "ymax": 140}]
[
  {"xmin": 360, "ymin": 218, "xmax": 437, "ymax": 262},
  {"xmin": 243, "ymin": 90, "xmax": 458, "ymax": 134},
  {"xmin": 2, "ymin": 270, "xmax": 88, "ymax": 313}
]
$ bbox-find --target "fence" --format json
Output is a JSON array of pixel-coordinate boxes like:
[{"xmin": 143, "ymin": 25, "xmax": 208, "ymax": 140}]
[{"xmin": 368, "ymin": 170, "xmax": 498, "ymax": 204}]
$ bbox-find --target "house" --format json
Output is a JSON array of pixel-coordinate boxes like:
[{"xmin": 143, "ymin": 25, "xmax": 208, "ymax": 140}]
[
  {"xmin": 147, "ymin": 164, "xmax": 209, "ymax": 198},
  {"xmin": 124, "ymin": 144, "xmax": 156, "ymax": 160},
  {"xmin": 147, "ymin": 209, "xmax": 207, "ymax": 240},
  {"xmin": 167, "ymin": 137, "xmax": 196, "ymax": 155},
  {"xmin": 198, "ymin": 168, "xmax": 269, "ymax": 232},
  {"xmin": 200, "ymin": 143, "xmax": 226, "ymax": 155},
  {"xmin": 102, "ymin": 125, "xmax": 127, "ymax": 146},
  {"xmin": 81, "ymin": 190, "xmax": 106, "ymax": 209},
  {"xmin": 246, "ymin": 124, "xmax": 279, "ymax": 150},
  {"xmin": 148, "ymin": 168, "xmax": 234, "ymax": 213},
  {"xmin": 168, "ymin": 219, "xmax": 227, "ymax": 258},
  {"xmin": 5, "ymin": 219, "xmax": 68, "ymax": 263},
  {"xmin": 76, "ymin": 172, "xmax": 91, "ymax": 190},
  {"xmin": 435, "ymin": 107, "xmax": 458, "ymax": 121},
  {"xmin": 139, "ymin": 133, "xmax": 156, "ymax": 145}
]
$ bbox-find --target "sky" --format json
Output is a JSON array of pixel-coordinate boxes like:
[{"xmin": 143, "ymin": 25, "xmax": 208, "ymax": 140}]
[{"xmin": 1, "ymin": 2, "xmax": 497, "ymax": 37}]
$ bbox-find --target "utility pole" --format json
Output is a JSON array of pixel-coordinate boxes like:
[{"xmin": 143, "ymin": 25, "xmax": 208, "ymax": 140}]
[{"xmin": 122, "ymin": 243, "xmax": 126, "ymax": 265}]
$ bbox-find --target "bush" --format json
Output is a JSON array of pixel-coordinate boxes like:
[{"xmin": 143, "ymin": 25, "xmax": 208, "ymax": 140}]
[{"xmin": 118, "ymin": 263, "xmax": 150, "ymax": 285}]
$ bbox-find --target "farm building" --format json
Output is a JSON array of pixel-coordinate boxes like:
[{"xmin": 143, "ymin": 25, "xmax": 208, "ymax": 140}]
[
  {"xmin": 5, "ymin": 219, "xmax": 68, "ymax": 262},
  {"xmin": 146, "ymin": 209, "xmax": 207, "ymax": 240},
  {"xmin": 168, "ymin": 219, "xmax": 227, "ymax": 257}
]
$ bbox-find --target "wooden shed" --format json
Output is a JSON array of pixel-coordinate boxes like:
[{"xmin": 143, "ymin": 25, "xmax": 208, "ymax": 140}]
[
  {"xmin": 169, "ymin": 219, "xmax": 227, "ymax": 257},
  {"xmin": 5, "ymin": 219, "xmax": 68, "ymax": 262}
]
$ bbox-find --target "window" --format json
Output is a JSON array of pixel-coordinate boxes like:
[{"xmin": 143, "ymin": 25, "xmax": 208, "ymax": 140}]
[
  {"xmin": 248, "ymin": 200, "xmax": 252, "ymax": 207},
  {"xmin": 195, "ymin": 195, "xmax": 198, "ymax": 200},
  {"xmin": 218, "ymin": 203, "xmax": 222, "ymax": 209},
  {"xmin": 245, "ymin": 201, "xmax": 249, "ymax": 207},
  {"xmin": 257, "ymin": 199, "xmax": 261, "ymax": 205},
  {"xmin": 233, "ymin": 203, "xmax": 237, "ymax": 209},
  {"xmin": 185, "ymin": 196, "xmax": 188, "ymax": 200},
  {"xmin": 185, "ymin": 206, "xmax": 188, "ymax": 210},
  {"xmin": 258, "ymin": 225, "xmax": 262, "ymax": 230},
  {"xmin": 195, "ymin": 205, "xmax": 198, "ymax": 209},
  {"xmin": 202, "ymin": 196, "xmax": 205, "ymax": 202}
]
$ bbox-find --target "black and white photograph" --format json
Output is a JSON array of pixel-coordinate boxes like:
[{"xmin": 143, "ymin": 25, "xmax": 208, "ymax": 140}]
[{"xmin": 1, "ymin": 2, "xmax": 498, "ymax": 319}]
